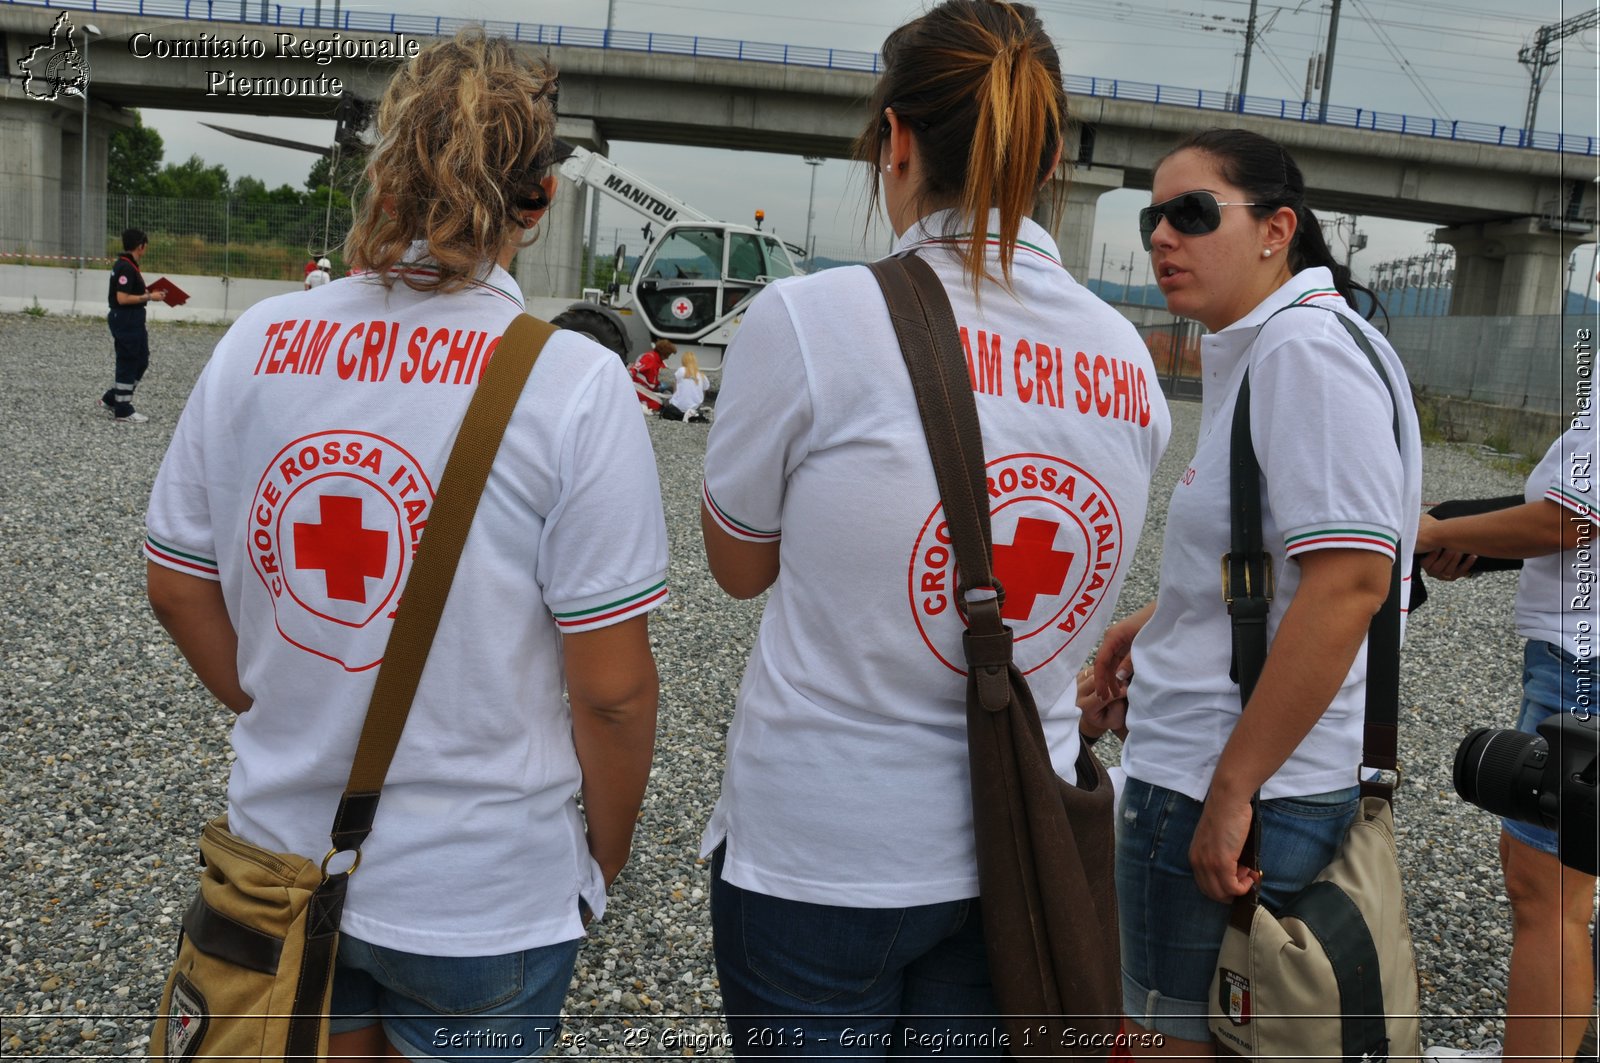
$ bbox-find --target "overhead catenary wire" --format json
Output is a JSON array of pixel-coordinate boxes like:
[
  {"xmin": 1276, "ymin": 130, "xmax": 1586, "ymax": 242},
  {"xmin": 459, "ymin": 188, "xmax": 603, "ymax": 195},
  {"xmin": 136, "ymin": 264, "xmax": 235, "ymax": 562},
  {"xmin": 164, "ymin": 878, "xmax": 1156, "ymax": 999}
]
[{"xmin": 1340, "ymin": 0, "xmax": 1452, "ymax": 118}]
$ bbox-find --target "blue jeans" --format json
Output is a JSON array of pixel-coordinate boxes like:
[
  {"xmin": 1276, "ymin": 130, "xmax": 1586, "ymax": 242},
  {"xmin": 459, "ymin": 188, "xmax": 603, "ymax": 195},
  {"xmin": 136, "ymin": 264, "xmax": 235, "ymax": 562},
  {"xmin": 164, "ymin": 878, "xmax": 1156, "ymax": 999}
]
[
  {"xmin": 1115, "ymin": 777, "xmax": 1359, "ymax": 1042},
  {"xmin": 710, "ymin": 845, "xmax": 1004, "ymax": 1060},
  {"xmin": 327, "ymin": 933, "xmax": 581, "ymax": 1061},
  {"xmin": 1506, "ymin": 639, "xmax": 1595, "ymax": 855}
]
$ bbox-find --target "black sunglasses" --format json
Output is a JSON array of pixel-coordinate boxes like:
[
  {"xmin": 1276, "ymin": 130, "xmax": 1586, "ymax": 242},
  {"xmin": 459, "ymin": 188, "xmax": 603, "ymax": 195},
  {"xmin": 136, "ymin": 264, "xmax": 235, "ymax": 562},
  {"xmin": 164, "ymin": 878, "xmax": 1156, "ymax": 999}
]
[{"xmin": 1138, "ymin": 191, "xmax": 1260, "ymax": 251}]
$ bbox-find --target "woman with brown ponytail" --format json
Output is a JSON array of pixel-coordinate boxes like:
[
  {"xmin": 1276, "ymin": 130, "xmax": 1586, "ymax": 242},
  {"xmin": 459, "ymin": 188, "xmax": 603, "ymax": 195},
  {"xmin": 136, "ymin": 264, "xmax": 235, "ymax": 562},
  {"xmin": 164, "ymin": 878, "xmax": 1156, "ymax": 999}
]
[{"xmin": 698, "ymin": 2, "xmax": 1170, "ymax": 1054}]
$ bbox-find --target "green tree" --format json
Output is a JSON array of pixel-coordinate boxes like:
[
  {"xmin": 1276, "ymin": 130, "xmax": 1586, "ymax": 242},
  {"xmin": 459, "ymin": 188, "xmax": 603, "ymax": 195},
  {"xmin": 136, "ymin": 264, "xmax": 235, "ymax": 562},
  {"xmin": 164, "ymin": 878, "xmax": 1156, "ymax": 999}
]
[
  {"xmin": 107, "ymin": 113, "xmax": 163, "ymax": 197},
  {"xmin": 231, "ymin": 174, "xmax": 269, "ymax": 202},
  {"xmin": 230, "ymin": 176, "xmax": 304, "ymax": 205},
  {"xmin": 155, "ymin": 155, "xmax": 230, "ymax": 200},
  {"xmin": 305, "ymin": 151, "xmax": 364, "ymax": 194}
]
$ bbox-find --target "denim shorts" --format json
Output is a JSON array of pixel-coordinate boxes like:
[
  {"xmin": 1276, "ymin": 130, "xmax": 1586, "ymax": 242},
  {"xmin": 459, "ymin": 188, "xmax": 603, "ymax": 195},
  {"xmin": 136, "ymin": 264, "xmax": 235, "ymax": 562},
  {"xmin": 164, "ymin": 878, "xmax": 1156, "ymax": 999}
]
[
  {"xmin": 1116, "ymin": 777, "xmax": 1358, "ymax": 1042},
  {"xmin": 709, "ymin": 845, "xmax": 1004, "ymax": 1059},
  {"xmin": 1506, "ymin": 639, "xmax": 1595, "ymax": 855},
  {"xmin": 328, "ymin": 932, "xmax": 581, "ymax": 1061}
]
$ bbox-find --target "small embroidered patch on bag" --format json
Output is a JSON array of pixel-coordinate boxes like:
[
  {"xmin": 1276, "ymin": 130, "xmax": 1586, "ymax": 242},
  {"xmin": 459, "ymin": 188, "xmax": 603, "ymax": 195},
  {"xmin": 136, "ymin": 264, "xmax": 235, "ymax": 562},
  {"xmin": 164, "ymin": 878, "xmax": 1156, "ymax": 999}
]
[
  {"xmin": 1220, "ymin": 968, "xmax": 1252, "ymax": 1026},
  {"xmin": 166, "ymin": 973, "xmax": 208, "ymax": 1059}
]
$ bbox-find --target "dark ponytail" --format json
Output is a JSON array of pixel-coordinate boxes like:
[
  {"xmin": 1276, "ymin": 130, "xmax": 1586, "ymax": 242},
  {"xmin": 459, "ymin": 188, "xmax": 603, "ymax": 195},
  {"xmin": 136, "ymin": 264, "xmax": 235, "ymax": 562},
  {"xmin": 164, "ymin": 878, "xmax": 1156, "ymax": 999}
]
[
  {"xmin": 1159, "ymin": 128, "xmax": 1386, "ymax": 323},
  {"xmin": 856, "ymin": 0, "xmax": 1066, "ymax": 291}
]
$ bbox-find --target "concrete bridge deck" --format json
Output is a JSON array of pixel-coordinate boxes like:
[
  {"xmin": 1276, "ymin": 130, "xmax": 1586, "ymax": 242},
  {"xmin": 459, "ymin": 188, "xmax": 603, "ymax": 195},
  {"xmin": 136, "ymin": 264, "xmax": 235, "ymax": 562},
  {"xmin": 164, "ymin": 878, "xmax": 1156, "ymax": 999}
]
[{"xmin": 3, "ymin": 0, "xmax": 1595, "ymax": 313}]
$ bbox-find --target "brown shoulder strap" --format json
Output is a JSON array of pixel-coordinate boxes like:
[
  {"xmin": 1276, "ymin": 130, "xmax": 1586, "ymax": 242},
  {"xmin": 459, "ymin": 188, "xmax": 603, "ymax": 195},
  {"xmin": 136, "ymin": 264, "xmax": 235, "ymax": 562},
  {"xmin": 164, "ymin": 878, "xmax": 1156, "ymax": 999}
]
[
  {"xmin": 866, "ymin": 255, "xmax": 999, "ymax": 611},
  {"xmin": 331, "ymin": 313, "xmax": 559, "ymax": 853},
  {"xmin": 867, "ymin": 254, "xmax": 1016, "ymax": 713}
]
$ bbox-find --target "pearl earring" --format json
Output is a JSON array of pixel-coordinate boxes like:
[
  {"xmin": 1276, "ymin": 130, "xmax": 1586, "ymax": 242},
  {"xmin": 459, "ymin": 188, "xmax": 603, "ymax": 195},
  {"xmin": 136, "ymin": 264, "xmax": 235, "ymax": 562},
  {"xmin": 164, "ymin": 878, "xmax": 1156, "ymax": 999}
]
[{"xmin": 1262, "ymin": 248, "xmax": 1273, "ymax": 258}]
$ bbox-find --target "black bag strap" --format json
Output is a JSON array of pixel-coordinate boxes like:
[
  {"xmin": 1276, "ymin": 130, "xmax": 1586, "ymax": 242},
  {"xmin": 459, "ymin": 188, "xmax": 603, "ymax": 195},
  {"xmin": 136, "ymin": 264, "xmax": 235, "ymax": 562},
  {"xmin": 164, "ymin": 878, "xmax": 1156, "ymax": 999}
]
[
  {"xmin": 329, "ymin": 314, "xmax": 558, "ymax": 854},
  {"xmin": 866, "ymin": 255, "xmax": 1015, "ymax": 707},
  {"xmin": 1228, "ymin": 306, "xmax": 1404, "ymax": 891}
]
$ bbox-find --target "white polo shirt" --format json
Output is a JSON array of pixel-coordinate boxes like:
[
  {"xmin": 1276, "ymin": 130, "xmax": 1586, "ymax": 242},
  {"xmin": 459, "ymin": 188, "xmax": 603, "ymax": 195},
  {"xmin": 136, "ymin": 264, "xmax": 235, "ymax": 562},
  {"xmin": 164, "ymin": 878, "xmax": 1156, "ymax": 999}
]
[
  {"xmin": 700, "ymin": 211, "xmax": 1171, "ymax": 906},
  {"xmin": 1516, "ymin": 425, "xmax": 1598, "ymax": 659},
  {"xmin": 1122, "ymin": 268, "xmax": 1422, "ymax": 803},
  {"xmin": 668, "ymin": 366, "xmax": 708, "ymax": 413},
  {"xmin": 145, "ymin": 252, "xmax": 669, "ymax": 954}
]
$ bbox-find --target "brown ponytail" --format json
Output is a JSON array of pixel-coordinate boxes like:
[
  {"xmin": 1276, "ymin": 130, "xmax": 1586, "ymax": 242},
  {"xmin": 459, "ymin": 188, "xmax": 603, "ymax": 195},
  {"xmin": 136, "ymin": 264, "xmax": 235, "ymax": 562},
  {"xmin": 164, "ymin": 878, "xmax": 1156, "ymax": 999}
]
[{"xmin": 856, "ymin": 1, "xmax": 1066, "ymax": 291}]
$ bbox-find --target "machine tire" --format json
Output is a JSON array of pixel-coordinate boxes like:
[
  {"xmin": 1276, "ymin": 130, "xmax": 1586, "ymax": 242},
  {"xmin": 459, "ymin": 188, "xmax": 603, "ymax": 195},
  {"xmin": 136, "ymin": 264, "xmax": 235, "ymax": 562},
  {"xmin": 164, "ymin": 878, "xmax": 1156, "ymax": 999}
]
[{"xmin": 552, "ymin": 305, "xmax": 629, "ymax": 362}]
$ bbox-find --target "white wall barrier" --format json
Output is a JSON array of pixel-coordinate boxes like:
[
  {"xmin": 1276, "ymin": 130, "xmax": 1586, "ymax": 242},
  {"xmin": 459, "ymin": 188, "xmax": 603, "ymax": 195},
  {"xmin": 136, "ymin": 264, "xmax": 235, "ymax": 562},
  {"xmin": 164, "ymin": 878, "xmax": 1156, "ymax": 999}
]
[{"xmin": 1, "ymin": 264, "xmax": 573, "ymax": 325}]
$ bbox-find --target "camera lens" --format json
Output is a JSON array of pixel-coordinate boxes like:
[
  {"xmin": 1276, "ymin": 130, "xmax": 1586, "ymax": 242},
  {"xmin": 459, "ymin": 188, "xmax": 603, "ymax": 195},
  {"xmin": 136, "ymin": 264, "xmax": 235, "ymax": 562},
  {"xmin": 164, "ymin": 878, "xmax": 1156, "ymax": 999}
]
[{"xmin": 1453, "ymin": 726, "xmax": 1552, "ymax": 829}]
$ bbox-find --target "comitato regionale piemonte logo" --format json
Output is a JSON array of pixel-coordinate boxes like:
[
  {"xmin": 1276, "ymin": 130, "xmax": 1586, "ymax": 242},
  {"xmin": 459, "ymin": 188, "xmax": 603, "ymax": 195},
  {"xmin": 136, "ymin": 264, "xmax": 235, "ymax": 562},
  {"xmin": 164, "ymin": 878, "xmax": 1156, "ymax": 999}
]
[{"xmin": 18, "ymin": 12, "xmax": 89, "ymax": 102}]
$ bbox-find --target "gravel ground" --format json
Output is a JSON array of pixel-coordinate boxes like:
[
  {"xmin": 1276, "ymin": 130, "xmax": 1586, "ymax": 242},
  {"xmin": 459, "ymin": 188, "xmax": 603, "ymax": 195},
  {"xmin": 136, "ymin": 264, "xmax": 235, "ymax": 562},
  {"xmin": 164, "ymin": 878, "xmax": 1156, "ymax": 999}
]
[{"xmin": 0, "ymin": 313, "xmax": 1554, "ymax": 1057}]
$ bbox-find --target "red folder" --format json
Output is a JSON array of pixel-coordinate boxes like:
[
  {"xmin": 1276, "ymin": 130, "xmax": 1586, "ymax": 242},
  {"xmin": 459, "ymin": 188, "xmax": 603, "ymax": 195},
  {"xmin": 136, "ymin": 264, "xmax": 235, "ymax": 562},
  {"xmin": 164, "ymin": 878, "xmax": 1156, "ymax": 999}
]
[{"xmin": 147, "ymin": 277, "xmax": 190, "ymax": 307}]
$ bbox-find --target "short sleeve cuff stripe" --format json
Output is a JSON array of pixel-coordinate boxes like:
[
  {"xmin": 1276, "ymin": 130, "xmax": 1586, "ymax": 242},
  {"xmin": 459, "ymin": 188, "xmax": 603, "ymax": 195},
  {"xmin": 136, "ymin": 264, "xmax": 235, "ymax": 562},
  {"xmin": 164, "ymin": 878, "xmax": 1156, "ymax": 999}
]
[
  {"xmin": 144, "ymin": 534, "xmax": 220, "ymax": 578},
  {"xmin": 552, "ymin": 580, "xmax": 668, "ymax": 632},
  {"xmin": 1547, "ymin": 486, "xmax": 1596, "ymax": 522},
  {"xmin": 1283, "ymin": 526, "xmax": 1398, "ymax": 560},
  {"xmin": 702, "ymin": 482, "xmax": 780, "ymax": 542}
]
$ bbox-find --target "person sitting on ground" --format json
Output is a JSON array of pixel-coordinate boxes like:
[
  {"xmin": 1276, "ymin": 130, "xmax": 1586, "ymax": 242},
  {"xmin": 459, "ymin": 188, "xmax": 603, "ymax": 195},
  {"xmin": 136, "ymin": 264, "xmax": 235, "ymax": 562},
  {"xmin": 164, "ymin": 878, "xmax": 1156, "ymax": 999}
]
[{"xmin": 658, "ymin": 350, "xmax": 708, "ymax": 422}]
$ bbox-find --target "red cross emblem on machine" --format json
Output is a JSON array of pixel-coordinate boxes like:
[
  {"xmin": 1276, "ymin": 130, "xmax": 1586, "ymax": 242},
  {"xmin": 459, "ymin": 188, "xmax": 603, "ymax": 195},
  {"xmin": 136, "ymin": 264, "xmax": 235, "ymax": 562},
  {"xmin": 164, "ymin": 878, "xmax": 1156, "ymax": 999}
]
[
  {"xmin": 249, "ymin": 430, "xmax": 434, "ymax": 671},
  {"xmin": 670, "ymin": 296, "xmax": 694, "ymax": 320},
  {"xmin": 908, "ymin": 453, "xmax": 1124, "ymax": 676}
]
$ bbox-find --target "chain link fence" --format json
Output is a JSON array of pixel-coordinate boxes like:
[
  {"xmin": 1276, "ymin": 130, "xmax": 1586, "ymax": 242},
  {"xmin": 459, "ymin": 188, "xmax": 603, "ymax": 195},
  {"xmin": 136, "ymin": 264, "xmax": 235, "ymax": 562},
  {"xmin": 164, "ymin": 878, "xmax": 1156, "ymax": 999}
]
[
  {"xmin": 1130, "ymin": 314, "xmax": 1575, "ymax": 415},
  {"xmin": 1388, "ymin": 315, "xmax": 1573, "ymax": 414},
  {"xmin": 2, "ymin": 186, "xmax": 353, "ymax": 280}
]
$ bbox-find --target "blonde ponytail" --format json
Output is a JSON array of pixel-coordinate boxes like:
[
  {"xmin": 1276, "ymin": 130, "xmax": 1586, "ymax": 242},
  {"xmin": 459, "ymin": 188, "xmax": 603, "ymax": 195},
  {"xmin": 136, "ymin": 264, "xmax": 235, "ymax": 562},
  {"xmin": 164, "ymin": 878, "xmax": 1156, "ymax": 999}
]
[{"xmin": 347, "ymin": 28, "xmax": 559, "ymax": 293}]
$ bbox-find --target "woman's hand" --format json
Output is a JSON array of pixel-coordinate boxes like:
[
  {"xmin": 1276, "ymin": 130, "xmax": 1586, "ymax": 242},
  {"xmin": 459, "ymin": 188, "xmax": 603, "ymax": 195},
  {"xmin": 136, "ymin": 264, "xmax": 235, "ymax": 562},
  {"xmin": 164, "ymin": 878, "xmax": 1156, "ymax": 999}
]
[
  {"xmin": 1190, "ymin": 792, "xmax": 1258, "ymax": 903},
  {"xmin": 1091, "ymin": 600, "xmax": 1155, "ymax": 703},
  {"xmin": 1421, "ymin": 548, "xmax": 1476, "ymax": 581},
  {"xmin": 1076, "ymin": 665, "xmax": 1127, "ymax": 742}
]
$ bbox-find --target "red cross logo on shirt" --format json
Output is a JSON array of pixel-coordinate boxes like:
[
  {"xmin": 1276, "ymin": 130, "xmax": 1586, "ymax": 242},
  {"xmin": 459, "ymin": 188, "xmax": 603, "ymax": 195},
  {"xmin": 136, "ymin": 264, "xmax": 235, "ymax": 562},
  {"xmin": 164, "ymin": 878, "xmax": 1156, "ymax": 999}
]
[
  {"xmin": 992, "ymin": 517, "xmax": 1074, "ymax": 622},
  {"xmin": 293, "ymin": 495, "xmax": 390, "ymax": 604}
]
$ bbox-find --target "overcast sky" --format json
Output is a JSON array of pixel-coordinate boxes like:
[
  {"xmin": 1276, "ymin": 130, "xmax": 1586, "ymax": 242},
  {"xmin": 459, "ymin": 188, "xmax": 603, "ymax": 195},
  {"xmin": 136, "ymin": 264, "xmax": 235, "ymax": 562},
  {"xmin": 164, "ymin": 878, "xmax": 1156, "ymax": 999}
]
[{"xmin": 137, "ymin": 0, "xmax": 1600, "ymax": 292}]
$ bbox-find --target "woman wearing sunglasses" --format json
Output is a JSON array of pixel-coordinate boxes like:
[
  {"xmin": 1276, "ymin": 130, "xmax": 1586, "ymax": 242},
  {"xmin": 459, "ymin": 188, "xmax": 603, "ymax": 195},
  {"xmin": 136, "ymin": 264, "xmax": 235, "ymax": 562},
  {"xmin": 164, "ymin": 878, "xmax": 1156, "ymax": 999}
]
[{"xmin": 1088, "ymin": 127, "xmax": 1422, "ymax": 1058}]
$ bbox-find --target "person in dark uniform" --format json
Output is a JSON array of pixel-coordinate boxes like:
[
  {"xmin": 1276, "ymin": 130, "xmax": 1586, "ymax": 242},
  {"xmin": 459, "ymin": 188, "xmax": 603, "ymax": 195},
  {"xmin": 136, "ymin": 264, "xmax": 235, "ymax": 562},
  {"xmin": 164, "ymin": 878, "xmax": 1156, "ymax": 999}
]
[{"xmin": 99, "ymin": 228, "xmax": 166, "ymax": 424}]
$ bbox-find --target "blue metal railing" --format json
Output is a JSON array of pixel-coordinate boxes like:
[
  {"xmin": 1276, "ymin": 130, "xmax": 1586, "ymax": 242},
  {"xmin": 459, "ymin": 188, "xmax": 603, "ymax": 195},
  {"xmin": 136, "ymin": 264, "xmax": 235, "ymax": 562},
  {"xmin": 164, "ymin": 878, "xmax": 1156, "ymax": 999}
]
[{"xmin": 7, "ymin": 0, "xmax": 1594, "ymax": 156}]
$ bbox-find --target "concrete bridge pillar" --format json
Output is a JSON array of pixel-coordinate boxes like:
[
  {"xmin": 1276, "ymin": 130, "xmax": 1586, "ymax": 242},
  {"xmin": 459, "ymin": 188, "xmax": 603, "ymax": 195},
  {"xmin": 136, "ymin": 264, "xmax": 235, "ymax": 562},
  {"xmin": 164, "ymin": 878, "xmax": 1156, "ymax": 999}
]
[
  {"xmin": 1434, "ymin": 218, "xmax": 1578, "ymax": 317},
  {"xmin": 1033, "ymin": 165, "xmax": 1124, "ymax": 282},
  {"xmin": 0, "ymin": 95, "xmax": 112, "ymax": 262},
  {"xmin": 514, "ymin": 119, "xmax": 608, "ymax": 303}
]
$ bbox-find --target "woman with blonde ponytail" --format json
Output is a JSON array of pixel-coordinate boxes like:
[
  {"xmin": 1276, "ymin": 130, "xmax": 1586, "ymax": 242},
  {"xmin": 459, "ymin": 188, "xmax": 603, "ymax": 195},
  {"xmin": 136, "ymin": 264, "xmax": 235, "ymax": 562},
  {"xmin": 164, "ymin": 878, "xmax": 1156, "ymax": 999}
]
[
  {"xmin": 660, "ymin": 350, "xmax": 710, "ymax": 421},
  {"xmin": 144, "ymin": 29, "xmax": 667, "ymax": 1061},
  {"xmin": 698, "ymin": 1, "xmax": 1170, "ymax": 1054}
]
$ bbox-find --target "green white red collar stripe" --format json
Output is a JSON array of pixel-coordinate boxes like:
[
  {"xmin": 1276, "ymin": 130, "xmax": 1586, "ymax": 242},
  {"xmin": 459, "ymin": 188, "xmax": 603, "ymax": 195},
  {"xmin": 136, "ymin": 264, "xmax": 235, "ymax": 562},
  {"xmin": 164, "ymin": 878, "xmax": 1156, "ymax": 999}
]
[
  {"xmin": 352, "ymin": 264, "xmax": 526, "ymax": 309},
  {"xmin": 1288, "ymin": 287, "xmax": 1342, "ymax": 306},
  {"xmin": 1547, "ymin": 485, "xmax": 1597, "ymax": 521},
  {"xmin": 144, "ymin": 534, "xmax": 220, "ymax": 578},
  {"xmin": 899, "ymin": 233, "xmax": 1063, "ymax": 269},
  {"xmin": 552, "ymin": 581, "xmax": 668, "ymax": 630},
  {"xmin": 702, "ymin": 483, "xmax": 780, "ymax": 541},
  {"xmin": 1283, "ymin": 526, "xmax": 1398, "ymax": 559}
]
